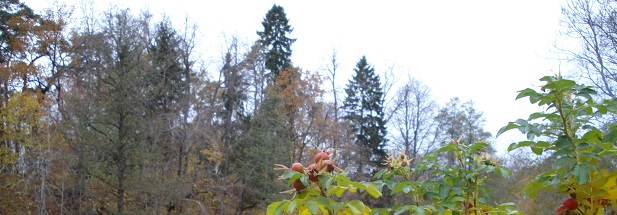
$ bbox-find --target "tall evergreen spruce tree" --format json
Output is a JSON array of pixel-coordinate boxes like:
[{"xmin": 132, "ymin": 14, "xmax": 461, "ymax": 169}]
[
  {"xmin": 148, "ymin": 21, "xmax": 185, "ymax": 114},
  {"xmin": 257, "ymin": 4, "xmax": 295, "ymax": 81},
  {"xmin": 344, "ymin": 56, "xmax": 387, "ymax": 176}
]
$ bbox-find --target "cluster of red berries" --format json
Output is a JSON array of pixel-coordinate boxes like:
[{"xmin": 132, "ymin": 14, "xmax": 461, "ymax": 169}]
[
  {"xmin": 557, "ymin": 196, "xmax": 578, "ymax": 215},
  {"xmin": 466, "ymin": 202, "xmax": 488, "ymax": 214},
  {"xmin": 277, "ymin": 149, "xmax": 341, "ymax": 192},
  {"xmin": 557, "ymin": 193, "xmax": 610, "ymax": 214}
]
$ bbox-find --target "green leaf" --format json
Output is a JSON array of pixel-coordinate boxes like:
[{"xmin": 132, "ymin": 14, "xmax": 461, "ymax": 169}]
[
  {"xmin": 530, "ymin": 93, "xmax": 544, "ymax": 104},
  {"xmin": 596, "ymin": 104, "xmax": 608, "ymax": 115},
  {"xmin": 496, "ymin": 166, "xmax": 512, "ymax": 178},
  {"xmin": 281, "ymin": 170, "xmax": 300, "ymax": 180},
  {"xmin": 542, "ymin": 79, "xmax": 576, "ymax": 92},
  {"xmin": 287, "ymin": 200, "xmax": 298, "ymax": 214},
  {"xmin": 436, "ymin": 143, "xmax": 456, "ymax": 153},
  {"xmin": 362, "ymin": 182, "xmax": 382, "ymax": 198},
  {"xmin": 539, "ymin": 75, "xmax": 556, "ymax": 82},
  {"xmin": 321, "ymin": 175, "xmax": 333, "ymax": 190},
  {"xmin": 414, "ymin": 205, "xmax": 427, "ymax": 215},
  {"xmin": 305, "ymin": 200, "xmax": 319, "ymax": 214},
  {"xmin": 598, "ymin": 149, "xmax": 617, "ymax": 156},
  {"xmin": 480, "ymin": 185, "xmax": 493, "ymax": 200},
  {"xmin": 523, "ymin": 180, "xmax": 544, "ymax": 197},
  {"xmin": 553, "ymin": 156, "xmax": 576, "ymax": 168},
  {"xmin": 497, "ymin": 122, "xmax": 519, "ymax": 137},
  {"xmin": 267, "ymin": 201, "xmax": 284, "ymax": 215},
  {"xmin": 329, "ymin": 202, "xmax": 344, "ymax": 214},
  {"xmin": 582, "ymin": 129, "xmax": 603, "ymax": 144},
  {"xmin": 393, "ymin": 182, "xmax": 411, "ymax": 194},
  {"xmin": 526, "ymin": 131, "xmax": 536, "ymax": 141},
  {"xmin": 508, "ymin": 141, "xmax": 535, "ymax": 151},
  {"xmin": 531, "ymin": 146, "xmax": 543, "ymax": 155},
  {"xmin": 347, "ymin": 200, "xmax": 365, "ymax": 214},
  {"xmin": 605, "ymin": 129, "xmax": 617, "ymax": 143},
  {"xmin": 370, "ymin": 208, "xmax": 389, "ymax": 215},
  {"xmin": 553, "ymin": 148, "xmax": 576, "ymax": 157},
  {"xmin": 516, "ymin": 88, "xmax": 537, "ymax": 100},
  {"xmin": 336, "ymin": 173, "xmax": 353, "ymax": 186},
  {"xmin": 580, "ymin": 152, "xmax": 600, "ymax": 161},
  {"xmin": 518, "ymin": 140, "xmax": 536, "ymax": 147},
  {"xmin": 403, "ymin": 185, "xmax": 413, "ymax": 194},
  {"xmin": 439, "ymin": 184, "xmax": 450, "ymax": 200},
  {"xmin": 555, "ymin": 136, "xmax": 575, "ymax": 149},
  {"xmin": 394, "ymin": 205, "xmax": 413, "ymax": 215},
  {"xmin": 300, "ymin": 175, "xmax": 309, "ymax": 187},
  {"xmin": 528, "ymin": 112, "xmax": 558, "ymax": 120},
  {"xmin": 315, "ymin": 197, "xmax": 329, "ymax": 208},
  {"xmin": 374, "ymin": 169, "xmax": 385, "ymax": 179},
  {"xmin": 470, "ymin": 141, "xmax": 489, "ymax": 151},
  {"xmin": 515, "ymin": 119, "xmax": 529, "ymax": 127},
  {"xmin": 420, "ymin": 181, "xmax": 437, "ymax": 190},
  {"xmin": 450, "ymin": 196, "xmax": 466, "ymax": 203},
  {"xmin": 328, "ymin": 186, "xmax": 347, "ymax": 197},
  {"xmin": 386, "ymin": 179, "xmax": 396, "ymax": 190},
  {"xmin": 571, "ymin": 163, "xmax": 590, "ymax": 185},
  {"xmin": 423, "ymin": 205, "xmax": 437, "ymax": 214},
  {"xmin": 282, "ymin": 171, "xmax": 302, "ymax": 186},
  {"xmin": 423, "ymin": 192, "xmax": 438, "ymax": 201},
  {"xmin": 534, "ymin": 141, "xmax": 550, "ymax": 148}
]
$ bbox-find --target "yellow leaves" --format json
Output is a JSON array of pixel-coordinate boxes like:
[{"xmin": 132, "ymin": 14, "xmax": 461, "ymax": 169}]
[
  {"xmin": 603, "ymin": 175, "xmax": 617, "ymax": 188},
  {"xmin": 0, "ymin": 92, "xmax": 43, "ymax": 147},
  {"xmin": 607, "ymin": 190, "xmax": 617, "ymax": 200},
  {"xmin": 4, "ymin": 92, "xmax": 42, "ymax": 126},
  {"xmin": 602, "ymin": 175, "xmax": 617, "ymax": 201},
  {"xmin": 570, "ymin": 168, "xmax": 617, "ymax": 214},
  {"xmin": 200, "ymin": 141, "xmax": 223, "ymax": 162},
  {"xmin": 0, "ymin": 146, "xmax": 18, "ymax": 166}
]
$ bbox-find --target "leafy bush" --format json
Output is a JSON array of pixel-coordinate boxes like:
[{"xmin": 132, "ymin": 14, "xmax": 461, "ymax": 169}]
[{"xmin": 498, "ymin": 76, "xmax": 617, "ymax": 214}]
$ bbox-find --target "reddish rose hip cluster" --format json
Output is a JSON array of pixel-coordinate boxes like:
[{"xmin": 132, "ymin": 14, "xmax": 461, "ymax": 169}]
[
  {"xmin": 276, "ymin": 149, "xmax": 341, "ymax": 192},
  {"xmin": 557, "ymin": 193, "xmax": 581, "ymax": 215},
  {"xmin": 290, "ymin": 163, "xmax": 306, "ymax": 191},
  {"xmin": 557, "ymin": 197, "xmax": 577, "ymax": 215},
  {"xmin": 557, "ymin": 193, "xmax": 610, "ymax": 214}
]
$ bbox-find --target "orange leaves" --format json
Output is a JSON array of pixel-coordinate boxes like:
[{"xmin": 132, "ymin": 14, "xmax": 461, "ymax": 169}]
[
  {"xmin": 272, "ymin": 67, "xmax": 325, "ymax": 116},
  {"xmin": 2, "ymin": 3, "xmax": 38, "ymax": 58},
  {"xmin": 270, "ymin": 67, "xmax": 332, "ymax": 157}
]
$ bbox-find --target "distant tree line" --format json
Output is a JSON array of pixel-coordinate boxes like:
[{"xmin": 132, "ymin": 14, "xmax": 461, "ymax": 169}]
[{"xmin": 0, "ymin": 1, "xmax": 497, "ymax": 214}]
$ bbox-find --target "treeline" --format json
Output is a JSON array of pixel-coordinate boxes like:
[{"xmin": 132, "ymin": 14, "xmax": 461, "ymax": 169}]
[{"xmin": 6, "ymin": 0, "xmax": 605, "ymax": 214}]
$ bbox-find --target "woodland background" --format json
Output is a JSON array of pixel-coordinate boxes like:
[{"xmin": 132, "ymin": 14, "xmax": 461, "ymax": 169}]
[{"xmin": 1, "ymin": 0, "xmax": 616, "ymax": 214}]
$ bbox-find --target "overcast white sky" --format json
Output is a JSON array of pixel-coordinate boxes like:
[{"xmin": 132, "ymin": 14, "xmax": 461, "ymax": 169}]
[{"xmin": 24, "ymin": 0, "xmax": 568, "ymax": 155}]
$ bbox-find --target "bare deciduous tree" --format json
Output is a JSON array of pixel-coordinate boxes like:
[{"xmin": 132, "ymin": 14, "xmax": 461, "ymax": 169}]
[
  {"xmin": 560, "ymin": 0, "xmax": 617, "ymax": 97},
  {"xmin": 390, "ymin": 77, "xmax": 438, "ymax": 164}
]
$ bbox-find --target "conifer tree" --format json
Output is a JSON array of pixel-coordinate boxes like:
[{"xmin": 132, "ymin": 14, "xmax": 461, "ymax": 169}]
[
  {"xmin": 344, "ymin": 56, "xmax": 387, "ymax": 175},
  {"xmin": 257, "ymin": 4, "xmax": 295, "ymax": 81},
  {"xmin": 148, "ymin": 20, "xmax": 185, "ymax": 114}
]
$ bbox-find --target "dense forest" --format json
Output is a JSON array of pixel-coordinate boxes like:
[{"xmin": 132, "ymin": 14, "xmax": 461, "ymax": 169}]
[{"xmin": 2, "ymin": 0, "xmax": 617, "ymax": 214}]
